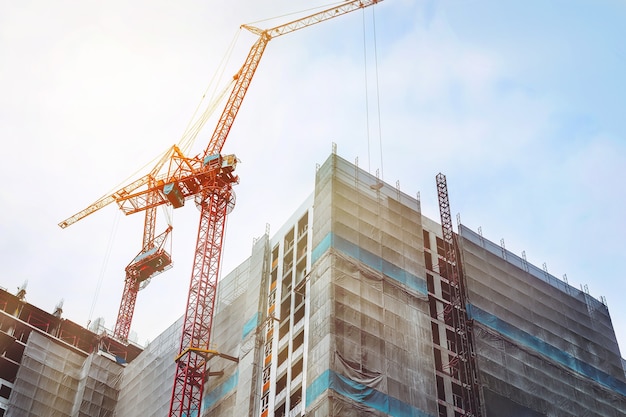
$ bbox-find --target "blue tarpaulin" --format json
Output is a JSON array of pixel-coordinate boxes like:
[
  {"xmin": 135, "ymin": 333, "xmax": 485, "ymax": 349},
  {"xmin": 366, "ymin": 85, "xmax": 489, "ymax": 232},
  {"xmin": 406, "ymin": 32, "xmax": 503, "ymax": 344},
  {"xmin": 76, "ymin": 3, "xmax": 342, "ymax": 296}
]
[
  {"xmin": 306, "ymin": 369, "xmax": 433, "ymax": 417},
  {"xmin": 202, "ymin": 370, "xmax": 239, "ymax": 411},
  {"xmin": 242, "ymin": 312, "xmax": 259, "ymax": 339},
  {"xmin": 311, "ymin": 232, "xmax": 427, "ymax": 295},
  {"xmin": 467, "ymin": 304, "xmax": 626, "ymax": 396}
]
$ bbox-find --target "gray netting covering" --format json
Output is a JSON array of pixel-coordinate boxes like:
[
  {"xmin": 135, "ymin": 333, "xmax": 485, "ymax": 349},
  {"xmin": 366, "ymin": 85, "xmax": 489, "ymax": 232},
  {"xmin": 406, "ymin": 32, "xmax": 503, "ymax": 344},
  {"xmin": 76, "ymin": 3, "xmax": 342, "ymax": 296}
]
[
  {"xmin": 114, "ymin": 318, "xmax": 181, "ymax": 416},
  {"xmin": 203, "ymin": 233, "xmax": 269, "ymax": 417},
  {"xmin": 112, "ymin": 233, "xmax": 269, "ymax": 416},
  {"xmin": 7, "ymin": 331, "xmax": 124, "ymax": 417},
  {"xmin": 7, "ymin": 332, "xmax": 84, "ymax": 416},
  {"xmin": 306, "ymin": 153, "xmax": 437, "ymax": 416},
  {"xmin": 460, "ymin": 225, "xmax": 613, "ymax": 331},
  {"xmin": 12, "ymin": 151, "xmax": 626, "ymax": 417},
  {"xmin": 476, "ymin": 324, "xmax": 626, "ymax": 416},
  {"xmin": 306, "ymin": 152, "xmax": 626, "ymax": 416},
  {"xmin": 73, "ymin": 353, "xmax": 123, "ymax": 416},
  {"xmin": 460, "ymin": 223, "xmax": 626, "ymax": 415}
]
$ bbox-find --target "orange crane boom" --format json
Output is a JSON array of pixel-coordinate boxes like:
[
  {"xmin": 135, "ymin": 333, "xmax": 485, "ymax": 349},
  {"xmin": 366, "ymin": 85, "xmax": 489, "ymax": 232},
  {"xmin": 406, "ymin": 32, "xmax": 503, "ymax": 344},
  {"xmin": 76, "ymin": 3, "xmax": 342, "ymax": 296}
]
[{"xmin": 58, "ymin": 146, "xmax": 175, "ymax": 229}]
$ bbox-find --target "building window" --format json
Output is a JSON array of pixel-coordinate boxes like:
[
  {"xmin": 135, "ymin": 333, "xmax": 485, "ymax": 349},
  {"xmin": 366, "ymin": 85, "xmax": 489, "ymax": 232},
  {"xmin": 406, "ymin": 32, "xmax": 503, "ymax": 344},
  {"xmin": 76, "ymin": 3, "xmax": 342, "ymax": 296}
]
[
  {"xmin": 290, "ymin": 391, "xmax": 301, "ymax": 408},
  {"xmin": 279, "ymin": 320, "xmax": 289, "ymax": 339},
  {"xmin": 276, "ymin": 374, "xmax": 287, "ymax": 394},
  {"xmin": 293, "ymin": 330, "xmax": 304, "ymax": 351},
  {"xmin": 275, "ymin": 403, "xmax": 286, "ymax": 417},
  {"xmin": 278, "ymin": 346, "xmax": 289, "ymax": 366},
  {"xmin": 0, "ymin": 384, "xmax": 11, "ymax": 399},
  {"xmin": 291, "ymin": 358, "xmax": 303, "ymax": 380},
  {"xmin": 452, "ymin": 382, "xmax": 464, "ymax": 409},
  {"xmin": 425, "ymin": 252, "xmax": 433, "ymax": 272},
  {"xmin": 263, "ymin": 366, "xmax": 271, "ymax": 384}
]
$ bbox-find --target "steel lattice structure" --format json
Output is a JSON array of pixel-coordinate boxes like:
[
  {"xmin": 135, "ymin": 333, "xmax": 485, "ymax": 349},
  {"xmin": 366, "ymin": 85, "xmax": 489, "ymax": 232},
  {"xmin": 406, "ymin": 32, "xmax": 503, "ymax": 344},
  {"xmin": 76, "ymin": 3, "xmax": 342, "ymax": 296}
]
[
  {"xmin": 169, "ymin": 186, "xmax": 234, "ymax": 416},
  {"xmin": 436, "ymin": 173, "xmax": 483, "ymax": 417}
]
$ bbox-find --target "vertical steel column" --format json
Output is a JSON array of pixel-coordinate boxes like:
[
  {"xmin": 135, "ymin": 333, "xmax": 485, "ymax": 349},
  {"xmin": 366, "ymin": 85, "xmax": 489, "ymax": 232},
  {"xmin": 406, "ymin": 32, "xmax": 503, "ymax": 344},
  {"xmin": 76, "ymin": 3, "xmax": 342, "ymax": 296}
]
[{"xmin": 169, "ymin": 185, "xmax": 232, "ymax": 417}]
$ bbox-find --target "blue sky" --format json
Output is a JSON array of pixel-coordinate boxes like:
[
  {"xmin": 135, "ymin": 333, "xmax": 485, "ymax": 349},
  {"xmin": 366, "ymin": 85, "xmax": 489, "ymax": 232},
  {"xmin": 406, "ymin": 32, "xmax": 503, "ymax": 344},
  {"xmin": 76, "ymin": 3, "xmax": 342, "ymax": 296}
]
[{"xmin": 1, "ymin": 0, "xmax": 625, "ymax": 354}]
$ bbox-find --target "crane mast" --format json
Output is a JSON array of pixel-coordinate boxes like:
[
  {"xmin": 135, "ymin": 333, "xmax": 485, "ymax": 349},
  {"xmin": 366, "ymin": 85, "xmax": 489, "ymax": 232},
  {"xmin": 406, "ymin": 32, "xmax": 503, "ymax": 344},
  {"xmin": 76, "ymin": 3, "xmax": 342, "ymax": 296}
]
[
  {"xmin": 113, "ymin": 205, "xmax": 157, "ymax": 341},
  {"xmin": 169, "ymin": 1, "xmax": 384, "ymax": 416}
]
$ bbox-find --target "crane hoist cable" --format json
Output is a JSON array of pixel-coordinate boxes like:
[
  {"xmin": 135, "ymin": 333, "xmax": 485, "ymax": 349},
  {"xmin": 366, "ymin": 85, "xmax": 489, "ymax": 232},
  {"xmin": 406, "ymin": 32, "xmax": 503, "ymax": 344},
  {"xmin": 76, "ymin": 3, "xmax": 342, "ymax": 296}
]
[
  {"xmin": 178, "ymin": 78, "xmax": 235, "ymax": 155},
  {"xmin": 363, "ymin": 9, "xmax": 372, "ymax": 174},
  {"xmin": 167, "ymin": 2, "xmax": 387, "ymax": 416},
  {"xmin": 245, "ymin": 2, "xmax": 339, "ymax": 26},
  {"xmin": 109, "ymin": 71, "xmax": 236, "ymax": 200},
  {"xmin": 179, "ymin": 29, "xmax": 242, "ymax": 155},
  {"xmin": 62, "ymin": 66, "xmax": 237, "ymax": 230},
  {"xmin": 362, "ymin": 4, "xmax": 384, "ymax": 179},
  {"xmin": 63, "ymin": 29, "xmax": 243, "ymax": 341},
  {"xmin": 371, "ymin": 5, "xmax": 385, "ymax": 180},
  {"xmin": 87, "ymin": 209, "xmax": 120, "ymax": 325}
]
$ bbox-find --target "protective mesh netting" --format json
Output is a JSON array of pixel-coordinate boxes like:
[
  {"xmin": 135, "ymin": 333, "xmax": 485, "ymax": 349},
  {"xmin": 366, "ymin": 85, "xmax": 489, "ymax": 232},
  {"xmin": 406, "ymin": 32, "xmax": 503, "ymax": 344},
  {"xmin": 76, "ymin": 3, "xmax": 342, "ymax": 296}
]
[
  {"xmin": 7, "ymin": 331, "xmax": 123, "ymax": 417},
  {"xmin": 306, "ymin": 154, "xmax": 436, "ymax": 416}
]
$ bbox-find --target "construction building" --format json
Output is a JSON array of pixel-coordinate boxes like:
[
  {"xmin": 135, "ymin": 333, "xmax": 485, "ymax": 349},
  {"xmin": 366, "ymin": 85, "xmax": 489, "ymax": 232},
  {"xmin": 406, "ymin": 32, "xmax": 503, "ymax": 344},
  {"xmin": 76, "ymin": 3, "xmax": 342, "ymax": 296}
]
[
  {"xmin": 2, "ymin": 150, "xmax": 626, "ymax": 416},
  {"xmin": 0, "ymin": 289, "xmax": 142, "ymax": 416}
]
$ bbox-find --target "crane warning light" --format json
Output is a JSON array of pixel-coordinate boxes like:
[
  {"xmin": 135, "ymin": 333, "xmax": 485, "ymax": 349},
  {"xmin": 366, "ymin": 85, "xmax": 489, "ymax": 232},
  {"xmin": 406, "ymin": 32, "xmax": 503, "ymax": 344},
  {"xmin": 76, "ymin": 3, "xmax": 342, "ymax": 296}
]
[
  {"xmin": 126, "ymin": 249, "xmax": 173, "ymax": 283},
  {"xmin": 164, "ymin": 182, "xmax": 185, "ymax": 208}
]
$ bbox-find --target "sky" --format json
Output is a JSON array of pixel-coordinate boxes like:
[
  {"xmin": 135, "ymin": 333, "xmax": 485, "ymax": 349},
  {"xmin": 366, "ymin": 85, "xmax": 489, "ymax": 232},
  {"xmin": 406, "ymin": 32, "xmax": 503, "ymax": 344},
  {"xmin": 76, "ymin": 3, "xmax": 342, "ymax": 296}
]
[{"xmin": 1, "ymin": 0, "xmax": 625, "ymax": 353}]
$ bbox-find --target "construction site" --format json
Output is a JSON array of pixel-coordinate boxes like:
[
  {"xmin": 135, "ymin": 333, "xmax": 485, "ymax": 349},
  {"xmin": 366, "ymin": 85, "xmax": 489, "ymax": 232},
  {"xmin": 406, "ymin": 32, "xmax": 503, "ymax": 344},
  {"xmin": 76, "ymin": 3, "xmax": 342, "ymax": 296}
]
[
  {"xmin": 2, "ymin": 150, "xmax": 626, "ymax": 416},
  {"xmin": 2, "ymin": 1, "xmax": 626, "ymax": 416}
]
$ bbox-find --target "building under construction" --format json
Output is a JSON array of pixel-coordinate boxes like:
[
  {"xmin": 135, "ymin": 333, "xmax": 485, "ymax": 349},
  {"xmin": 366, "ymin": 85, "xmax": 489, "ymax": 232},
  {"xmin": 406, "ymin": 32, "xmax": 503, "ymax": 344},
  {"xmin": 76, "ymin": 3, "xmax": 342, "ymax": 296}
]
[{"xmin": 2, "ymin": 151, "xmax": 626, "ymax": 416}]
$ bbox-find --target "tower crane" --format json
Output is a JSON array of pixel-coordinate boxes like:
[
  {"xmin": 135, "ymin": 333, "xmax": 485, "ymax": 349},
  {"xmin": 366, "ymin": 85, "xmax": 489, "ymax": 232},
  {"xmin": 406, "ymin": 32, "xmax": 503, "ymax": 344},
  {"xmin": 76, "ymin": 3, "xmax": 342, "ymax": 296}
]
[
  {"xmin": 59, "ymin": 0, "xmax": 384, "ymax": 415},
  {"xmin": 169, "ymin": 3, "xmax": 384, "ymax": 415}
]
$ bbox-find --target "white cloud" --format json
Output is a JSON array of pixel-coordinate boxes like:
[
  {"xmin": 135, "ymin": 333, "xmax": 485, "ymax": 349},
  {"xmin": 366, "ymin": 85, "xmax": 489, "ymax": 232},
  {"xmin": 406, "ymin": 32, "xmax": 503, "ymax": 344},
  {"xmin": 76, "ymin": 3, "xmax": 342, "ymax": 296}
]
[{"xmin": 1, "ymin": 0, "xmax": 625, "ymax": 354}]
